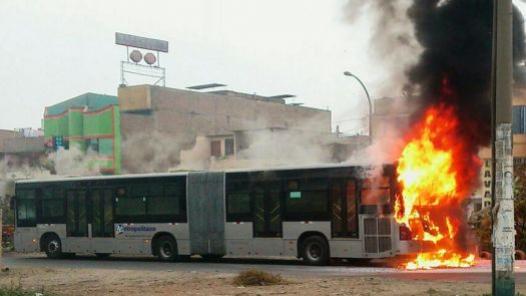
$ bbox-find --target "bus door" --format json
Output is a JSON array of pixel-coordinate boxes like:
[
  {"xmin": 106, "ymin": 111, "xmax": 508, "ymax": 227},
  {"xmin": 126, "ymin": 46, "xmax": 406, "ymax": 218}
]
[
  {"xmin": 90, "ymin": 189, "xmax": 114, "ymax": 238},
  {"xmin": 330, "ymin": 179, "xmax": 358, "ymax": 238},
  {"xmin": 66, "ymin": 190, "xmax": 88, "ymax": 237},
  {"xmin": 65, "ymin": 189, "xmax": 89, "ymax": 253},
  {"xmin": 252, "ymin": 182, "xmax": 282, "ymax": 238}
]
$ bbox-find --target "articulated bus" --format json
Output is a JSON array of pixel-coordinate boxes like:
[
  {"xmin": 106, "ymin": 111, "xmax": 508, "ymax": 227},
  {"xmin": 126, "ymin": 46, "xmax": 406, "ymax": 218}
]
[{"xmin": 13, "ymin": 164, "xmax": 418, "ymax": 265}]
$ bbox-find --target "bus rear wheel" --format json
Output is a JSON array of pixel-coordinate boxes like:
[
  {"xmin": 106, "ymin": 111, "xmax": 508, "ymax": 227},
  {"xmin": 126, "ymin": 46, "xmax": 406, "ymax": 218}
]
[
  {"xmin": 156, "ymin": 235, "xmax": 178, "ymax": 262},
  {"xmin": 301, "ymin": 235, "xmax": 329, "ymax": 266},
  {"xmin": 42, "ymin": 234, "xmax": 63, "ymax": 259}
]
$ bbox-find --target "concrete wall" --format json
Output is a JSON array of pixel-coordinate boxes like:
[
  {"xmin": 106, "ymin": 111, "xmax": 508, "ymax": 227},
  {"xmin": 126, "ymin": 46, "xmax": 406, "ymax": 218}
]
[{"xmin": 119, "ymin": 85, "xmax": 332, "ymax": 173}]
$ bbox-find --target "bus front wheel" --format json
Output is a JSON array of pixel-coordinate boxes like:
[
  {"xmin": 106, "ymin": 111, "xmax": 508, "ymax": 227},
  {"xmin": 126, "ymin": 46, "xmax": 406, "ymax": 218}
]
[
  {"xmin": 155, "ymin": 235, "xmax": 178, "ymax": 262},
  {"xmin": 42, "ymin": 234, "xmax": 63, "ymax": 259},
  {"xmin": 301, "ymin": 235, "xmax": 329, "ymax": 266}
]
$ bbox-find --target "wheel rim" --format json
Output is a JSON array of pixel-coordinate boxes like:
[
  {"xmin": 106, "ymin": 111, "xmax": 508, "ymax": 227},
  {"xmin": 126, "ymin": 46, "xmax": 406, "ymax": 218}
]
[
  {"xmin": 306, "ymin": 242, "xmax": 322, "ymax": 261},
  {"xmin": 48, "ymin": 240, "xmax": 59, "ymax": 253},
  {"xmin": 160, "ymin": 242, "xmax": 173, "ymax": 258}
]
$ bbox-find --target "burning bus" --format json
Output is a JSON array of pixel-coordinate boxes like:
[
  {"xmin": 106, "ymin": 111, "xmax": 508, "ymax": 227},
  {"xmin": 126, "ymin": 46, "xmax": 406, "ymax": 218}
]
[{"xmin": 12, "ymin": 164, "xmax": 423, "ymax": 265}]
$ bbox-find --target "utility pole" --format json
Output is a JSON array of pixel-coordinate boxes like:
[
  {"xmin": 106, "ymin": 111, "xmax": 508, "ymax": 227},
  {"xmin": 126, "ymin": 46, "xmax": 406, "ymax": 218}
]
[{"xmin": 491, "ymin": 0, "xmax": 515, "ymax": 295}]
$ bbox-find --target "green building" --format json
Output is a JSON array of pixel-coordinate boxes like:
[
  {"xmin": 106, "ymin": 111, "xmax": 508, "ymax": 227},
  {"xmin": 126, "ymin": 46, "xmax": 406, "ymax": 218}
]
[{"xmin": 43, "ymin": 93, "xmax": 121, "ymax": 174}]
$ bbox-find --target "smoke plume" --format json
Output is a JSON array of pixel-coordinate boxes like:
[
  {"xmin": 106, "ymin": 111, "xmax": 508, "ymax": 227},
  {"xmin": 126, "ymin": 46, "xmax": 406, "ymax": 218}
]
[
  {"xmin": 344, "ymin": 0, "xmax": 420, "ymax": 95},
  {"xmin": 406, "ymin": 1, "xmax": 526, "ymax": 149},
  {"xmin": 347, "ymin": 0, "xmax": 526, "ymax": 146}
]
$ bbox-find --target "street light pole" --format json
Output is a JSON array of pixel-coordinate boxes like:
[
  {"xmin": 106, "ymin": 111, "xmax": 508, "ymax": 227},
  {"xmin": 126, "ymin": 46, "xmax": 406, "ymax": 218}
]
[
  {"xmin": 491, "ymin": 0, "xmax": 515, "ymax": 295},
  {"xmin": 343, "ymin": 71, "xmax": 373, "ymax": 143}
]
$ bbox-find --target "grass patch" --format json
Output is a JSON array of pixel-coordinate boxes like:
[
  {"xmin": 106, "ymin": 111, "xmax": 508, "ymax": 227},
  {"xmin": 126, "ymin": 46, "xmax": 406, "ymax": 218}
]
[
  {"xmin": 232, "ymin": 269, "xmax": 287, "ymax": 286},
  {"xmin": 0, "ymin": 281, "xmax": 56, "ymax": 296}
]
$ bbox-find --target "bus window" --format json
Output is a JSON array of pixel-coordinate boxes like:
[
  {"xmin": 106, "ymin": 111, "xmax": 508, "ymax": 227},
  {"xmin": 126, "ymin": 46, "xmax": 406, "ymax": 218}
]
[
  {"xmin": 284, "ymin": 178, "xmax": 328, "ymax": 220},
  {"xmin": 16, "ymin": 189, "xmax": 36, "ymax": 227},
  {"xmin": 360, "ymin": 176, "xmax": 391, "ymax": 215},
  {"xmin": 147, "ymin": 182, "xmax": 181, "ymax": 217},
  {"xmin": 115, "ymin": 186, "xmax": 146, "ymax": 217},
  {"xmin": 253, "ymin": 187, "xmax": 265, "ymax": 234},
  {"xmin": 226, "ymin": 191, "xmax": 251, "ymax": 221},
  {"xmin": 267, "ymin": 189, "xmax": 281, "ymax": 235},
  {"xmin": 360, "ymin": 188, "xmax": 390, "ymax": 205},
  {"xmin": 226, "ymin": 174, "xmax": 251, "ymax": 222},
  {"xmin": 40, "ymin": 187, "xmax": 65, "ymax": 223},
  {"xmin": 346, "ymin": 181, "xmax": 358, "ymax": 235},
  {"xmin": 330, "ymin": 182, "xmax": 343, "ymax": 234}
]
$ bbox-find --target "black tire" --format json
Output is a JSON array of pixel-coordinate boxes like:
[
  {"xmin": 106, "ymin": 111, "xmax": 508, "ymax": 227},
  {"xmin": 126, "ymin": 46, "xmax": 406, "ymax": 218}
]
[
  {"xmin": 42, "ymin": 234, "xmax": 63, "ymax": 259},
  {"xmin": 155, "ymin": 235, "xmax": 178, "ymax": 262},
  {"xmin": 95, "ymin": 253, "xmax": 111, "ymax": 259},
  {"xmin": 201, "ymin": 254, "xmax": 224, "ymax": 260},
  {"xmin": 300, "ymin": 235, "xmax": 329, "ymax": 266}
]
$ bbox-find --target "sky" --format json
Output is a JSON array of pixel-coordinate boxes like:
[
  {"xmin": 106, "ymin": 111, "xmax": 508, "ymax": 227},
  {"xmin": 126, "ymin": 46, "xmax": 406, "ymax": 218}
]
[{"xmin": 1, "ymin": 0, "xmax": 525, "ymax": 135}]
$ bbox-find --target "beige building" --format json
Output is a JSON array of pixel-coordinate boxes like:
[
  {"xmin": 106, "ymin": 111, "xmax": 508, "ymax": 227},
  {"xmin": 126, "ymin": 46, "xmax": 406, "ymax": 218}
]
[
  {"xmin": 0, "ymin": 129, "xmax": 46, "ymax": 175},
  {"xmin": 118, "ymin": 85, "xmax": 335, "ymax": 172}
]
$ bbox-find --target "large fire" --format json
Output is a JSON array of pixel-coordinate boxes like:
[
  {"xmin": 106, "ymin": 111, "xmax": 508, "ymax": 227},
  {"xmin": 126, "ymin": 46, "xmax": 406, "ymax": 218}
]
[{"xmin": 395, "ymin": 103, "xmax": 480, "ymax": 270}]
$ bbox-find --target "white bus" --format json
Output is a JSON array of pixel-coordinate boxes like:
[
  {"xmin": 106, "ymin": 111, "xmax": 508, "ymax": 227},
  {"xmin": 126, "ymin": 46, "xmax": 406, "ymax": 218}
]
[{"xmin": 12, "ymin": 164, "xmax": 418, "ymax": 265}]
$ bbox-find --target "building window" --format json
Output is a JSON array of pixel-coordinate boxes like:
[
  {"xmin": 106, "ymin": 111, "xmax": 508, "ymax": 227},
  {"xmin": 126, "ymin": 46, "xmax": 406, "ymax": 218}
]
[
  {"xmin": 225, "ymin": 138, "xmax": 234, "ymax": 156},
  {"xmin": 53, "ymin": 136, "xmax": 67, "ymax": 150},
  {"xmin": 211, "ymin": 140, "xmax": 221, "ymax": 157},
  {"xmin": 86, "ymin": 139, "xmax": 99, "ymax": 152},
  {"xmin": 513, "ymin": 105, "xmax": 526, "ymax": 134}
]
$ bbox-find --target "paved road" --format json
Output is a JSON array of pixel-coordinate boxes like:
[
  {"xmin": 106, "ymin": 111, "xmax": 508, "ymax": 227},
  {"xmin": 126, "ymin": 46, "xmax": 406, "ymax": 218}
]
[{"xmin": 2, "ymin": 253, "xmax": 526, "ymax": 283}]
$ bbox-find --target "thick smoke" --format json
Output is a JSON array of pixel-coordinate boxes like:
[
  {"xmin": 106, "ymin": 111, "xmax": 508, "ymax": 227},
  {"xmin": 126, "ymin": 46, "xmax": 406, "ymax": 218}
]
[
  {"xmin": 406, "ymin": 0, "xmax": 526, "ymax": 149},
  {"xmin": 344, "ymin": 0, "xmax": 420, "ymax": 95},
  {"xmin": 347, "ymin": 0, "xmax": 526, "ymax": 146}
]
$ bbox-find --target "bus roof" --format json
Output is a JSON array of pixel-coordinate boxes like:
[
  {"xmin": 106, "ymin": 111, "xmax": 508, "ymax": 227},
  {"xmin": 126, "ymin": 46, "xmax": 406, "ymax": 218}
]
[{"xmin": 15, "ymin": 162, "xmax": 391, "ymax": 184}]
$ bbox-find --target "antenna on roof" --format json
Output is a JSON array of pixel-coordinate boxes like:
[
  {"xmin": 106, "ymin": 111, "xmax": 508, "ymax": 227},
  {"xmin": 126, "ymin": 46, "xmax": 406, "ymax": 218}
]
[{"xmin": 115, "ymin": 32, "xmax": 168, "ymax": 87}]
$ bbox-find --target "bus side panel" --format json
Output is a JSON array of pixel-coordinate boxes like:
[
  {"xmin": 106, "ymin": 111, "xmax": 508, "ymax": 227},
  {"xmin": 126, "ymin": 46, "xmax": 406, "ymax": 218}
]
[
  {"xmin": 113, "ymin": 223, "xmax": 190, "ymax": 255},
  {"xmin": 330, "ymin": 240, "xmax": 364, "ymax": 258},
  {"xmin": 252, "ymin": 238, "xmax": 284, "ymax": 257},
  {"xmin": 282, "ymin": 221, "xmax": 331, "ymax": 257},
  {"xmin": 14, "ymin": 228, "xmax": 39, "ymax": 253},
  {"xmin": 225, "ymin": 222, "xmax": 252, "ymax": 256}
]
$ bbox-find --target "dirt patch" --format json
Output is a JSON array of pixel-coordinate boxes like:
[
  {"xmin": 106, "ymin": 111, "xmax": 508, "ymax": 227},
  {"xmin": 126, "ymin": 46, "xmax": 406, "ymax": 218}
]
[
  {"xmin": 0, "ymin": 266, "xmax": 517, "ymax": 295},
  {"xmin": 232, "ymin": 269, "xmax": 287, "ymax": 286}
]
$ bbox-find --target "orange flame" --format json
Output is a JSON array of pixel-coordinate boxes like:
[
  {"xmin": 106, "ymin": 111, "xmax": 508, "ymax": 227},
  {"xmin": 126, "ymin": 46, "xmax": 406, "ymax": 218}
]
[{"xmin": 395, "ymin": 104, "xmax": 480, "ymax": 269}]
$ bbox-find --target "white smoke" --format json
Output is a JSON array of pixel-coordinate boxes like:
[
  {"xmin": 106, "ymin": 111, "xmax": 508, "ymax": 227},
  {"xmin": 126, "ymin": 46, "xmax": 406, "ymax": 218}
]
[
  {"xmin": 344, "ymin": 0, "xmax": 421, "ymax": 96},
  {"xmin": 48, "ymin": 146, "xmax": 103, "ymax": 176}
]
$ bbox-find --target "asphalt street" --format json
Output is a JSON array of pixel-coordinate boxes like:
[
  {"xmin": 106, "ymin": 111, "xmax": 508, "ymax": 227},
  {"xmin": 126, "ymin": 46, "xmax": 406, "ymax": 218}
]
[{"xmin": 2, "ymin": 253, "xmax": 526, "ymax": 284}]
